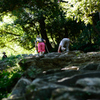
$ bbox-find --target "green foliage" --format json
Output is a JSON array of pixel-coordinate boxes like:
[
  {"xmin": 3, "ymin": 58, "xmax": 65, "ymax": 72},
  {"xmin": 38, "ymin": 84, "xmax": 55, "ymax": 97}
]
[
  {"xmin": 0, "ymin": 0, "xmax": 100, "ymax": 53},
  {"xmin": 0, "ymin": 55, "xmax": 23, "ymax": 100},
  {"xmin": 0, "ymin": 0, "xmax": 29, "ymax": 12},
  {"xmin": 62, "ymin": 0, "xmax": 100, "ymax": 24},
  {"xmin": 70, "ymin": 23, "xmax": 100, "ymax": 52},
  {"xmin": 0, "ymin": 70, "xmax": 22, "ymax": 97}
]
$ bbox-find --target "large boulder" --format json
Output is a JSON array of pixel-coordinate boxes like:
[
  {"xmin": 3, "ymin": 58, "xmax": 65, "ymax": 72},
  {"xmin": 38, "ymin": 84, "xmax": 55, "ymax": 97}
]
[{"xmin": 3, "ymin": 51, "xmax": 100, "ymax": 100}]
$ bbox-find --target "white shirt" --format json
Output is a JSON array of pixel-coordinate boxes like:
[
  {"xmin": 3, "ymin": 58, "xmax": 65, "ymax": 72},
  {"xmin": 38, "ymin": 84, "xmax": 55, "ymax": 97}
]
[{"xmin": 59, "ymin": 38, "xmax": 70, "ymax": 46}]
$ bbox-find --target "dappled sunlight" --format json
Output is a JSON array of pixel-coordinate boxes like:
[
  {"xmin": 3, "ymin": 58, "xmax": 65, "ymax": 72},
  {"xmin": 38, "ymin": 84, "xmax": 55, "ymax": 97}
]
[
  {"xmin": 55, "ymin": 87, "xmax": 74, "ymax": 92},
  {"xmin": 6, "ymin": 65, "xmax": 21, "ymax": 73},
  {"xmin": 0, "ymin": 0, "xmax": 100, "ymax": 99},
  {"xmin": 57, "ymin": 77, "xmax": 70, "ymax": 82},
  {"xmin": 0, "ymin": 44, "xmax": 35, "ymax": 60},
  {"xmin": 61, "ymin": 66, "xmax": 79, "ymax": 70},
  {"xmin": 3, "ymin": 14, "xmax": 16, "ymax": 24},
  {"xmin": 87, "ymin": 52, "xmax": 100, "ymax": 55},
  {"xmin": 43, "ymin": 71, "xmax": 46, "ymax": 74}
]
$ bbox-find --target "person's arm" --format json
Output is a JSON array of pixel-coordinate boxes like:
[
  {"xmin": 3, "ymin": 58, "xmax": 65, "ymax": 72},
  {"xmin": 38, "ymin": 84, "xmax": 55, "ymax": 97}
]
[
  {"xmin": 43, "ymin": 39, "xmax": 46, "ymax": 43},
  {"xmin": 58, "ymin": 45, "xmax": 61, "ymax": 53},
  {"xmin": 5, "ymin": 55, "xmax": 7, "ymax": 58},
  {"xmin": 35, "ymin": 41, "xmax": 36, "ymax": 47},
  {"xmin": 58, "ymin": 40, "xmax": 62, "ymax": 53},
  {"xmin": 42, "ymin": 39, "xmax": 46, "ymax": 43},
  {"xmin": 35, "ymin": 41, "xmax": 38, "ymax": 50}
]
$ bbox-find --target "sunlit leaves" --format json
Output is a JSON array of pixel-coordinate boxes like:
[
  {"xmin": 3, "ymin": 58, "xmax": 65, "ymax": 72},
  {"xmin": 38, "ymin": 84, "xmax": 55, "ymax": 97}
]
[
  {"xmin": 1, "ymin": 0, "xmax": 100, "ymax": 51},
  {"xmin": 60, "ymin": 0, "xmax": 100, "ymax": 24}
]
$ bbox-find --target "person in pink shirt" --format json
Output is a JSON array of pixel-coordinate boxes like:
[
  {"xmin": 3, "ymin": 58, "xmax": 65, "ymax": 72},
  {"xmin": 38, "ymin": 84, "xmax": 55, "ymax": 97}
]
[{"xmin": 35, "ymin": 35, "xmax": 46, "ymax": 56}]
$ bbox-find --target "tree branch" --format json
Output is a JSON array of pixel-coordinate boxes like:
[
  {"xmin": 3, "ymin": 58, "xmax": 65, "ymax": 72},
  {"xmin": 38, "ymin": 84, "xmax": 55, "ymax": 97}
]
[{"xmin": 0, "ymin": 31, "xmax": 21, "ymax": 36}]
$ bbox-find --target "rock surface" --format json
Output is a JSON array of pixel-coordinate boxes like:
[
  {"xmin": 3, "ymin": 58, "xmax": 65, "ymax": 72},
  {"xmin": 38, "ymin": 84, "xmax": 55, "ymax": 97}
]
[{"xmin": 2, "ymin": 51, "xmax": 100, "ymax": 100}]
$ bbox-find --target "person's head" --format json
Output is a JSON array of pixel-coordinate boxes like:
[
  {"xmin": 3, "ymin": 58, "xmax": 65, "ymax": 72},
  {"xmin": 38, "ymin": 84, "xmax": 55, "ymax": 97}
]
[
  {"xmin": 37, "ymin": 35, "xmax": 40, "ymax": 38},
  {"xmin": 3, "ymin": 52, "xmax": 6, "ymax": 54}
]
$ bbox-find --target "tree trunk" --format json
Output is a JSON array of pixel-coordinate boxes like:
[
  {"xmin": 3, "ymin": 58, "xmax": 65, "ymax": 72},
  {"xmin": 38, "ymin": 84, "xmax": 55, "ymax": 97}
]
[
  {"xmin": 39, "ymin": 16, "xmax": 52, "ymax": 52},
  {"xmin": 99, "ymin": 12, "xmax": 100, "ymax": 20},
  {"xmin": 65, "ymin": 26, "xmax": 68, "ymax": 38}
]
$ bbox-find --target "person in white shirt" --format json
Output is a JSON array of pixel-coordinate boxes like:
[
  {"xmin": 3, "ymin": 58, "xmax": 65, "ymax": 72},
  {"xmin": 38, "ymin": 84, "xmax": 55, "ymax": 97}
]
[{"xmin": 58, "ymin": 38, "xmax": 70, "ymax": 53}]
